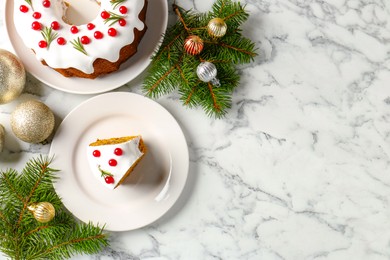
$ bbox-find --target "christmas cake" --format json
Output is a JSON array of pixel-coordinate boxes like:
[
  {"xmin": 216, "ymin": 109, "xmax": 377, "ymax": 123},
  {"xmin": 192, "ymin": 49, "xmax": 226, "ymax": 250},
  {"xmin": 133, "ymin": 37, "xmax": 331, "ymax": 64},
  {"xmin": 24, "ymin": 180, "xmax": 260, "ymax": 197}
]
[
  {"xmin": 87, "ymin": 136, "xmax": 147, "ymax": 189},
  {"xmin": 13, "ymin": 0, "xmax": 148, "ymax": 79}
]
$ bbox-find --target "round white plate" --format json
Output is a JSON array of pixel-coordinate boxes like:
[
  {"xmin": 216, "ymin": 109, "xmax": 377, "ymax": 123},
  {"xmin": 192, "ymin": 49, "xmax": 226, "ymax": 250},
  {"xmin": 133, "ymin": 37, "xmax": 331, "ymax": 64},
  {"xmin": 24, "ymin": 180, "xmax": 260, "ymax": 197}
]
[
  {"xmin": 3, "ymin": 0, "xmax": 167, "ymax": 94},
  {"xmin": 49, "ymin": 92, "xmax": 189, "ymax": 231}
]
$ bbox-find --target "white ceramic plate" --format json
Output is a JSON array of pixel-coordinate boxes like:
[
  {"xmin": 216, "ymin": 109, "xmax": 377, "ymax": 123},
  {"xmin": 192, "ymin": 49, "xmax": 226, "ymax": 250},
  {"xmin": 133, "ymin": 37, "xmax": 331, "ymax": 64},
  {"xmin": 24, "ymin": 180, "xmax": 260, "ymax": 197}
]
[
  {"xmin": 3, "ymin": 0, "xmax": 167, "ymax": 94},
  {"xmin": 49, "ymin": 92, "xmax": 189, "ymax": 231}
]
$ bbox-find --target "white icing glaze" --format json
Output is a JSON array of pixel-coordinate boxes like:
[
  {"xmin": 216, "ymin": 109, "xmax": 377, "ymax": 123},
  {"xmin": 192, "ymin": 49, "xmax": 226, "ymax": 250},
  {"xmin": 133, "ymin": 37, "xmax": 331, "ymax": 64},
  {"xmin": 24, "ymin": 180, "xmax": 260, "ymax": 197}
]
[
  {"xmin": 14, "ymin": 0, "xmax": 146, "ymax": 74},
  {"xmin": 87, "ymin": 136, "xmax": 144, "ymax": 190}
]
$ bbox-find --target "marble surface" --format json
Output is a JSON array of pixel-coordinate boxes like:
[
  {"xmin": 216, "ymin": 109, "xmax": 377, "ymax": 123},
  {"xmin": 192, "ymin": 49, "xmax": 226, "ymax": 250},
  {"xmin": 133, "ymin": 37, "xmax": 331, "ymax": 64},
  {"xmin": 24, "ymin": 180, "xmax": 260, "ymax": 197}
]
[{"xmin": 1, "ymin": 0, "xmax": 390, "ymax": 259}]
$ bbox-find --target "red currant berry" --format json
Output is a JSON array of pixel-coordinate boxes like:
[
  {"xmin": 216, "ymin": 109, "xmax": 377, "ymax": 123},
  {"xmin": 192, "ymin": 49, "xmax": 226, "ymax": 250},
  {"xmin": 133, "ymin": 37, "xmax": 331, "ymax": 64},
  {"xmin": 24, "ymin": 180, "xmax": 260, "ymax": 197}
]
[
  {"xmin": 118, "ymin": 19, "xmax": 126, "ymax": 27},
  {"xmin": 32, "ymin": 12, "xmax": 41, "ymax": 19},
  {"xmin": 38, "ymin": 40, "xmax": 47, "ymax": 48},
  {"xmin": 108, "ymin": 159, "xmax": 117, "ymax": 166},
  {"xmin": 57, "ymin": 37, "xmax": 66, "ymax": 45},
  {"xmin": 119, "ymin": 6, "xmax": 127, "ymax": 14},
  {"xmin": 92, "ymin": 150, "xmax": 101, "ymax": 157},
  {"xmin": 87, "ymin": 23, "xmax": 95, "ymax": 30},
  {"xmin": 81, "ymin": 36, "xmax": 90, "ymax": 44},
  {"xmin": 42, "ymin": 0, "xmax": 51, "ymax": 8},
  {"xmin": 114, "ymin": 148, "xmax": 123, "ymax": 156},
  {"xmin": 32, "ymin": 21, "xmax": 41, "ymax": 31},
  {"xmin": 70, "ymin": 26, "xmax": 78, "ymax": 34},
  {"xmin": 101, "ymin": 11, "xmax": 110, "ymax": 19},
  {"xmin": 94, "ymin": 31, "xmax": 103, "ymax": 39},
  {"xmin": 51, "ymin": 21, "xmax": 60, "ymax": 30},
  {"xmin": 108, "ymin": 28, "xmax": 117, "ymax": 37},
  {"xmin": 20, "ymin": 5, "xmax": 29, "ymax": 13},
  {"xmin": 105, "ymin": 176, "xmax": 115, "ymax": 184}
]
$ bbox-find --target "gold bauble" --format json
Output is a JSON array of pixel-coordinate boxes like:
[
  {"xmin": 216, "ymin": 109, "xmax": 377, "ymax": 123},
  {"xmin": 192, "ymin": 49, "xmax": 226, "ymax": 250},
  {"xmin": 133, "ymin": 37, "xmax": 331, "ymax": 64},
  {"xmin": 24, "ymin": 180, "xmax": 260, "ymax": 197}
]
[
  {"xmin": 11, "ymin": 100, "xmax": 55, "ymax": 143},
  {"xmin": 28, "ymin": 202, "xmax": 55, "ymax": 223},
  {"xmin": 0, "ymin": 49, "xmax": 26, "ymax": 104},
  {"xmin": 0, "ymin": 124, "xmax": 4, "ymax": 152},
  {"xmin": 184, "ymin": 35, "xmax": 204, "ymax": 55},
  {"xmin": 207, "ymin": 18, "xmax": 227, "ymax": 38}
]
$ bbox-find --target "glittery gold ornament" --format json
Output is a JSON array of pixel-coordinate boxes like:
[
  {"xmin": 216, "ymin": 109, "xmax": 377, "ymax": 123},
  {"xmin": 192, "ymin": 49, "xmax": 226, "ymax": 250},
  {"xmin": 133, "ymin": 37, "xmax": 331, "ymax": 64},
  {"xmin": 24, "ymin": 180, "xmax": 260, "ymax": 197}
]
[
  {"xmin": 28, "ymin": 202, "xmax": 55, "ymax": 223},
  {"xmin": 184, "ymin": 35, "xmax": 204, "ymax": 55},
  {"xmin": 0, "ymin": 124, "xmax": 4, "ymax": 152},
  {"xmin": 0, "ymin": 49, "xmax": 26, "ymax": 104},
  {"xmin": 11, "ymin": 100, "xmax": 55, "ymax": 143},
  {"xmin": 207, "ymin": 18, "xmax": 227, "ymax": 38}
]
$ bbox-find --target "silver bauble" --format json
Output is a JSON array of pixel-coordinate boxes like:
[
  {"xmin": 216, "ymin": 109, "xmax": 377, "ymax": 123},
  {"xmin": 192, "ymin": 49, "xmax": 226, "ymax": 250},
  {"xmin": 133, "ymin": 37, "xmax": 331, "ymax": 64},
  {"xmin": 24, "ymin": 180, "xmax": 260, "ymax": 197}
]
[
  {"xmin": 11, "ymin": 100, "xmax": 55, "ymax": 143},
  {"xmin": 196, "ymin": 61, "xmax": 220, "ymax": 87},
  {"xmin": 0, "ymin": 124, "xmax": 4, "ymax": 152},
  {"xmin": 0, "ymin": 49, "xmax": 26, "ymax": 104}
]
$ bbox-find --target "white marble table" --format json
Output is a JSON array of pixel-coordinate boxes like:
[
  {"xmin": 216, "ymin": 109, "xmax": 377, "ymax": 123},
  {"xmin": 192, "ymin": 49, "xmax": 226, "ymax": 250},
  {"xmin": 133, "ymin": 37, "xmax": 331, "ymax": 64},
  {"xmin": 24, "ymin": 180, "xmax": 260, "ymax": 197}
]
[{"xmin": 2, "ymin": 0, "xmax": 390, "ymax": 259}]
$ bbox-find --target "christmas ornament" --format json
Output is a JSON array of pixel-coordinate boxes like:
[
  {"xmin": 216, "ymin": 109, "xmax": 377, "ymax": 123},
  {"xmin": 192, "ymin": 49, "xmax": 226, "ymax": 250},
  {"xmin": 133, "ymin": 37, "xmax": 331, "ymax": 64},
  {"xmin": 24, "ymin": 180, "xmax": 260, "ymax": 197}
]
[
  {"xmin": 207, "ymin": 18, "xmax": 227, "ymax": 38},
  {"xmin": 184, "ymin": 35, "xmax": 204, "ymax": 55},
  {"xmin": 0, "ymin": 49, "xmax": 26, "ymax": 104},
  {"xmin": 10, "ymin": 100, "xmax": 55, "ymax": 143},
  {"xmin": 0, "ymin": 124, "xmax": 4, "ymax": 152},
  {"xmin": 27, "ymin": 202, "xmax": 55, "ymax": 223},
  {"xmin": 196, "ymin": 61, "xmax": 220, "ymax": 87}
]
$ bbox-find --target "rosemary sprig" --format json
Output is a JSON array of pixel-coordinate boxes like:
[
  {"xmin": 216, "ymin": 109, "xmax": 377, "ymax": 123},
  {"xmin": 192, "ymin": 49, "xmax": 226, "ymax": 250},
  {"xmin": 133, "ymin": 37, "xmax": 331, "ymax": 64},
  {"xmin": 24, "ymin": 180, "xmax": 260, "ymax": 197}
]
[
  {"xmin": 98, "ymin": 165, "xmax": 113, "ymax": 178},
  {"xmin": 104, "ymin": 11, "xmax": 126, "ymax": 26},
  {"xmin": 24, "ymin": 0, "xmax": 32, "ymax": 7},
  {"xmin": 41, "ymin": 27, "xmax": 58, "ymax": 49},
  {"xmin": 70, "ymin": 37, "xmax": 88, "ymax": 55},
  {"xmin": 110, "ymin": 0, "xmax": 126, "ymax": 9}
]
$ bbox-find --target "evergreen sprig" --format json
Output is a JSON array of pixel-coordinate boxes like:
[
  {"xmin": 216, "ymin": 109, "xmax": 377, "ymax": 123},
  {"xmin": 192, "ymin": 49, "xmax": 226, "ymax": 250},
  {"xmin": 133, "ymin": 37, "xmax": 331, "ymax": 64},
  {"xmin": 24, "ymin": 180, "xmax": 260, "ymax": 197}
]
[
  {"xmin": 41, "ymin": 27, "xmax": 58, "ymax": 49},
  {"xmin": 24, "ymin": 0, "xmax": 32, "ymax": 8},
  {"xmin": 0, "ymin": 156, "xmax": 109, "ymax": 260},
  {"xmin": 104, "ymin": 11, "xmax": 126, "ymax": 26},
  {"xmin": 110, "ymin": 0, "xmax": 126, "ymax": 9},
  {"xmin": 142, "ymin": 0, "xmax": 257, "ymax": 118},
  {"xmin": 70, "ymin": 37, "xmax": 88, "ymax": 56}
]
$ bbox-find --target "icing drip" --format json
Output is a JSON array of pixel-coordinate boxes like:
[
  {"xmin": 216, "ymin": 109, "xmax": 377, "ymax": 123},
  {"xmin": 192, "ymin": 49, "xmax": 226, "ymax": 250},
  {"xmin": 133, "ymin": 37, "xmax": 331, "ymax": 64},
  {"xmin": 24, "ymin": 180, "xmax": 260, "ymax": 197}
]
[{"xmin": 14, "ymin": 0, "xmax": 145, "ymax": 74}]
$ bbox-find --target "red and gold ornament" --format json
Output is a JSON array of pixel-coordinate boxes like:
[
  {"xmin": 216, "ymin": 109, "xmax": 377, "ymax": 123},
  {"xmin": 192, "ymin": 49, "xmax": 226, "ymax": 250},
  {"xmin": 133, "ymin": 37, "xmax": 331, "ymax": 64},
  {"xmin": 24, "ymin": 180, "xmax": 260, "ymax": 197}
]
[{"xmin": 184, "ymin": 35, "xmax": 204, "ymax": 56}]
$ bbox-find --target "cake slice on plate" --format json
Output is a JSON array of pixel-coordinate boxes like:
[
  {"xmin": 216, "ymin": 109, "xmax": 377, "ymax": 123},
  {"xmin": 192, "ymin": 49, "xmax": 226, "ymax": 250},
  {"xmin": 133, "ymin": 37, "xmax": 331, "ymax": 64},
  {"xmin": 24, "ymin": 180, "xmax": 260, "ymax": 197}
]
[{"xmin": 87, "ymin": 135, "xmax": 147, "ymax": 189}]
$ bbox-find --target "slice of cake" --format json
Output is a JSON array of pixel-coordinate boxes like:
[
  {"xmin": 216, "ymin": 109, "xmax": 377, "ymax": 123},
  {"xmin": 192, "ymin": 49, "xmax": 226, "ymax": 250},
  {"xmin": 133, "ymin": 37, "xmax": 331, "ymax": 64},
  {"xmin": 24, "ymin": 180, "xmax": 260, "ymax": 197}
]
[{"xmin": 87, "ymin": 135, "xmax": 147, "ymax": 189}]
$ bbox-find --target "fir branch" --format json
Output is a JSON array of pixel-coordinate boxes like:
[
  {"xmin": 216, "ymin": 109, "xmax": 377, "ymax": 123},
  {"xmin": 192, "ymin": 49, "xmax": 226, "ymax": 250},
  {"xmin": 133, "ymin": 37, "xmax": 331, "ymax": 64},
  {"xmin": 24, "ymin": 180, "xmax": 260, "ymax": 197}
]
[
  {"xmin": 15, "ymin": 156, "xmax": 54, "ymax": 230},
  {"xmin": 110, "ymin": 0, "xmax": 126, "ymax": 9},
  {"xmin": 104, "ymin": 11, "xmax": 126, "ymax": 26},
  {"xmin": 207, "ymin": 82, "xmax": 221, "ymax": 112},
  {"xmin": 173, "ymin": 4, "xmax": 190, "ymax": 32},
  {"xmin": 70, "ymin": 38, "xmax": 88, "ymax": 55},
  {"xmin": 0, "ymin": 156, "xmax": 109, "ymax": 259},
  {"xmin": 143, "ymin": 0, "xmax": 258, "ymax": 117},
  {"xmin": 27, "ymin": 224, "xmax": 107, "ymax": 260},
  {"xmin": 41, "ymin": 27, "xmax": 58, "ymax": 49}
]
